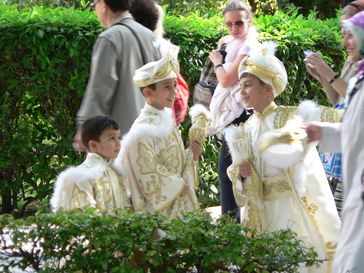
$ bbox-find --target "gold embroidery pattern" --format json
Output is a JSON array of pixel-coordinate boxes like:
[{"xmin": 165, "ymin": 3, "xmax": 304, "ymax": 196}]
[
  {"xmin": 135, "ymin": 131, "xmax": 189, "ymax": 212},
  {"xmin": 273, "ymin": 106, "xmax": 297, "ymax": 129},
  {"xmin": 159, "ymin": 145, "xmax": 180, "ymax": 172},
  {"xmin": 240, "ymin": 123, "xmax": 255, "ymax": 162},
  {"xmin": 140, "ymin": 174, "xmax": 167, "ymax": 205},
  {"xmin": 262, "ymin": 178, "xmax": 292, "ymax": 201},
  {"xmin": 301, "ymin": 196, "xmax": 318, "ymax": 215},
  {"xmin": 73, "ymin": 189, "xmax": 92, "ymax": 209},
  {"xmin": 245, "ymin": 201, "xmax": 262, "ymax": 233},
  {"xmin": 229, "ymin": 168, "xmax": 241, "ymax": 189},
  {"xmin": 137, "ymin": 143, "xmax": 158, "ymax": 174},
  {"xmin": 320, "ymin": 106, "xmax": 343, "ymax": 123},
  {"xmin": 93, "ymin": 175, "xmax": 113, "ymax": 212},
  {"xmin": 300, "ymin": 195, "xmax": 336, "ymax": 267},
  {"xmin": 136, "ymin": 143, "xmax": 169, "ymax": 205},
  {"xmin": 229, "ymin": 165, "xmax": 247, "ymax": 208},
  {"xmin": 326, "ymin": 242, "xmax": 337, "ymax": 261}
]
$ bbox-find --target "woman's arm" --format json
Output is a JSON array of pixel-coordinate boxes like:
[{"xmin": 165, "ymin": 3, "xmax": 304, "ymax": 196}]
[
  {"xmin": 320, "ymin": 76, "xmax": 348, "ymax": 105},
  {"xmin": 209, "ymin": 51, "xmax": 247, "ymax": 88},
  {"xmin": 305, "ymin": 52, "xmax": 347, "ymax": 105}
]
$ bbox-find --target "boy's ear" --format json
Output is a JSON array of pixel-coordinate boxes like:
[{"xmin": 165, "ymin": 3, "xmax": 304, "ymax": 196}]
[
  {"xmin": 88, "ymin": 140, "xmax": 97, "ymax": 152},
  {"xmin": 142, "ymin": 86, "xmax": 153, "ymax": 97}
]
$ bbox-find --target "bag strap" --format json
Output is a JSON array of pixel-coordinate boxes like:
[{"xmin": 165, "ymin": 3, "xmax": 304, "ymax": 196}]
[{"xmin": 113, "ymin": 19, "xmax": 148, "ymax": 64}]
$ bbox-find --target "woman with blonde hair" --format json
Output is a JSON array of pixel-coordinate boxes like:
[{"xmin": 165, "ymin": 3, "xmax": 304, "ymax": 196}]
[{"xmin": 208, "ymin": 0, "xmax": 260, "ymax": 222}]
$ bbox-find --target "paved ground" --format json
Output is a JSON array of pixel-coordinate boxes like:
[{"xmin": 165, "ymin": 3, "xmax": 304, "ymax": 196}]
[{"xmin": 205, "ymin": 205, "xmax": 222, "ymax": 220}]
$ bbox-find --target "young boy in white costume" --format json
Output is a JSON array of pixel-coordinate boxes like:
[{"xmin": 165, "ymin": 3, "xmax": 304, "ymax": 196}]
[
  {"xmin": 117, "ymin": 55, "xmax": 203, "ymax": 218},
  {"xmin": 224, "ymin": 44, "xmax": 341, "ymax": 273},
  {"xmin": 51, "ymin": 116, "xmax": 131, "ymax": 213}
]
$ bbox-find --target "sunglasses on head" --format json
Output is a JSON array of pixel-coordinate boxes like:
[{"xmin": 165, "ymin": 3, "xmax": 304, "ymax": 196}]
[{"xmin": 225, "ymin": 19, "xmax": 249, "ymax": 28}]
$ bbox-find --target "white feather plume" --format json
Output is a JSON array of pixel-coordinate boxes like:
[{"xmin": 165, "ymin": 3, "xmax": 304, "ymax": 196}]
[
  {"xmin": 261, "ymin": 41, "xmax": 278, "ymax": 56},
  {"xmin": 189, "ymin": 104, "xmax": 211, "ymax": 120},
  {"xmin": 224, "ymin": 125, "xmax": 242, "ymax": 144},
  {"xmin": 298, "ymin": 100, "xmax": 322, "ymax": 122},
  {"xmin": 284, "ymin": 115, "xmax": 303, "ymax": 131},
  {"xmin": 224, "ymin": 125, "xmax": 249, "ymax": 165}
]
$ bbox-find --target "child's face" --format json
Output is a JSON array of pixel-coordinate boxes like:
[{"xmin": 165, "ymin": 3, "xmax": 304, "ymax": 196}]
[
  {"xmin": 92, "ymin": 128, "xmax": 121, "ymax": 160},
  {"xmin": 147, "ymin": 78, "xmax": 177, "ymax": 110},
  {"xmin": 240, "ymin": 74, "xmax": 272, "ymax": 113}
]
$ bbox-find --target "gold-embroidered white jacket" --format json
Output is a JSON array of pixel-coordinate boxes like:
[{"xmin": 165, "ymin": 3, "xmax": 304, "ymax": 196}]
[
  {"xmin": 118, "ymin": 104, "xmax": 199, "ymax": 218},
  {"xmin": 50, "ymin": 153, "xmax": 131, "ymax": 214},
  {"xmin": 226, "ymin": 102, "xmax": 341, "ymax": 273}
]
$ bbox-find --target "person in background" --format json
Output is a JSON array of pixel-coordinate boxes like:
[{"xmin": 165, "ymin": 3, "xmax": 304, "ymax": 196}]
[
  {"xmin": 117, "ymin": 55, "xmax": 202, "ymax": 219},
  {"xmin": 51, "ymin": 116, "xmax": 131, "ymax": 213},
  {"xmin": 130, "ymin": 0, "xmax": 190, "ymax": 125},
  {"xmin": 304, "ymin": 11, "xmax": 364, "ymax": 273},
  {"xmin": 74, "ymin": 0, "xmax": 161, "ymax": 150},
  {"xmin": 208, "ymin": 0, "xmax": 260, "ymax": 222},
  {"xmin": 304, "ymin": 0, "xmax": 364, "ymax": 217}
]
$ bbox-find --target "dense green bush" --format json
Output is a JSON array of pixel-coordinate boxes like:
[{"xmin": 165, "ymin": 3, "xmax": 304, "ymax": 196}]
[
  {"xmin": 255, "ymin": 7, "xmax": 345, "ymax": 106},
  {"xmin": 0, "ymin": 0, "xmax": 93, "ymax": 10},
  {"xmin": 0, "ymin": 4, "xmax": 346, "ymax": 214},
  {"xmin": 0, "ymin": 210, "xmax": 322, "ymax": 272},
  {"xmin": 0, "ymin": 5, "xmax": 99, "ymax": 214}
]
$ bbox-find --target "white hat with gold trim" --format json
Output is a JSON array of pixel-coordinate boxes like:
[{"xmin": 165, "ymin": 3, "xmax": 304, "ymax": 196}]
[
  {"xmin": 133, "ymin": 45, "xmax": 180, "ymax": 88},
  {"xmin": 239, "ymin": 41, "xmax": 288, "ymax": 97}
]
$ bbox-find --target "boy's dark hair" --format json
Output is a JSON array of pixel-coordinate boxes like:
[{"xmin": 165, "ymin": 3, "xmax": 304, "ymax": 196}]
[
  {"xmin": 81, "ymin": 116, "xmax": 119, "ymax": 150},
  {"xmin": 139, "ymin": 83, "xmax": 156, "ymax": 95},
  {"xmin": 240, "ymin": 72, "xmax": 266, "ymax": 85},
  {"xmin": 129, "ymin": 0, "xmax": 159, "ymax": 31},
  {"xmin": 104, "ymin": 0, "xmax": 129, "ymax": 13}
]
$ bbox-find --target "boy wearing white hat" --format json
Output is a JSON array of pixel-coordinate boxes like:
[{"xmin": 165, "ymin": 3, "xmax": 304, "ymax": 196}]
[
  {"xmin": 116, "ymin": 55, "xmax": 202, "ymax": 218},
  {"xmin": 224, "ymin": 44, "xmax": 341, "ymax": 272}
]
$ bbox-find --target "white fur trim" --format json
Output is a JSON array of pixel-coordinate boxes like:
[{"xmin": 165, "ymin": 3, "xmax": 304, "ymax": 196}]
[
  {"xmin": 50, "ymin": 160, "xmax": 108, "ymax": 212},
  {"xmin": 118, "ymin": 106, "xmax": 174, "ymax": 163},
  {"xmin": 112, "ymin": 147, "xmax": 127, "ymax": 177}
]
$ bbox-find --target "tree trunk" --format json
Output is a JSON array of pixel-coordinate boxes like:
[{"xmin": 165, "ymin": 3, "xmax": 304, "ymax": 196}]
[{"xmin": 1, "ymin": 169, "xmax": 14, "ymax": 214}]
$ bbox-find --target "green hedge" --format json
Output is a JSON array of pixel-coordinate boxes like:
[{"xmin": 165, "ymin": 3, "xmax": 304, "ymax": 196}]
[
  {"xmin": 0, "ymin": 4, "xmax": 345, "ymax": 214},
  {"xmin": 0, "ymin": 210, "xmax": 322, "ymax": 272}
]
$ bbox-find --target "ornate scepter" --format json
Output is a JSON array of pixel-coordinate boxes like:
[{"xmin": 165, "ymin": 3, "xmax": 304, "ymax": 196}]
[{"xmin": 188, "ymin": 104, "xmax": 212, "ymax": 189}]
